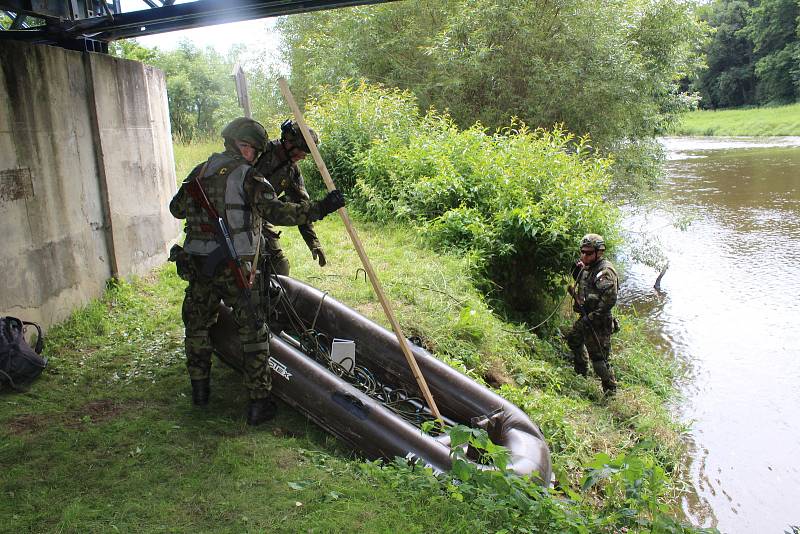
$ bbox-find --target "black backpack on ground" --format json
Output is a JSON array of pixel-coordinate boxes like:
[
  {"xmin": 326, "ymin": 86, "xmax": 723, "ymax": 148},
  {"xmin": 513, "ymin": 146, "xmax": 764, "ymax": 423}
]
[{"xmin": 0, "ymin": 316, "xmax": 48, "ymax": 391}]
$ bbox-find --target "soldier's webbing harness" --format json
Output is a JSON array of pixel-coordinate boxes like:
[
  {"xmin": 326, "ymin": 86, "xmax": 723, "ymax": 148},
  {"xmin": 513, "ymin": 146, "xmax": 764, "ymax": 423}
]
[
  {"xmin": 568, "ymin": 265, "xmax": 608, "ymax": 359},
  {"xmin": 186, "ymin": 162, "xmax": 262, "ymax": 330}
]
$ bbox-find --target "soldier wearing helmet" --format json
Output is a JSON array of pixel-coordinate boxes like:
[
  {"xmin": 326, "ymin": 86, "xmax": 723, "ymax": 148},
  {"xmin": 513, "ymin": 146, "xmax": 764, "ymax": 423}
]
[
  {"xmin": 565, "ymin": 233, "xmax": 619, "ymax": 395},
  {"xmin": 169, "ymin": 117, "xmax": 345, "ymax": 425},
  {"xmin": 254, "ymin": 119, "xmax": 325, "ymax": 276}
]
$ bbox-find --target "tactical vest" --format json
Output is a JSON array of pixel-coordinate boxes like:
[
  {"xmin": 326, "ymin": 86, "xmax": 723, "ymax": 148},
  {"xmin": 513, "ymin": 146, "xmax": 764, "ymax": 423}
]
[
  {"xmin": 578, "ymin": 258, "xmax": 618, "ymax": 315},
  {"xmin": 183, "ymin": 153, "xmax": 261, "ymax": 258}
]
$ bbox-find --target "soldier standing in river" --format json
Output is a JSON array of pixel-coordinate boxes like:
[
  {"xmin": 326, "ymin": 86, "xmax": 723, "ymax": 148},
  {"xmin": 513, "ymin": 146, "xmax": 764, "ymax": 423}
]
[
  {"xmin": 566, "ymin": 233, "xmax": 619, "ymax": 395},
  {"xmin": 168, "ymin": 117, "xmax": 345, "ymax": 425},
  {"xmin": 254, "ymin": 119, "xmax": 326, "ymax": 276}
]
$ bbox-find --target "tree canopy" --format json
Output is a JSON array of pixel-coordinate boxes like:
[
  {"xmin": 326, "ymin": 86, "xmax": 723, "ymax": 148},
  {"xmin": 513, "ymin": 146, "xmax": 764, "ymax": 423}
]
[
  {"xmin": 279, "ymin": 0, "xmax": 706, "ymax": 149},
  {"xmin": 109, "ymin": 39, "xmax": 286, "ymax": 141},
  {"xmin": 694, "ymin": 0, "xmax": 799, "ymax": 108}
]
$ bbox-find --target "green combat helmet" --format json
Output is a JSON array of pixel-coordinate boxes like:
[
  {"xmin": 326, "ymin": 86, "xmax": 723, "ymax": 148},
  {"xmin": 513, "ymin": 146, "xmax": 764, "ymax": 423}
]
[
  {"xmin": 221, "ymin": 117, "xmax": 268, "ymax": 152},
  {"xmin": 580, "ymin": 233, "xmax": 606, "ymax": 251},
  {"xmin": 280, "ymin": 119, "xmax": 319, "ymax": 153}
]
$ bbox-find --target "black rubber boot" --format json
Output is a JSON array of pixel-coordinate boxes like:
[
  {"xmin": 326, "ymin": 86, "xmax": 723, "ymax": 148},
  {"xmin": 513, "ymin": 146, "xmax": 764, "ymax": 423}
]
[
  {"xmin": 246, "ymin": 396, "xmax": 278, "ymax": 426},
  {"xmin": 191, "ymin": 378, "xmax": 210, "ymax": 406}
]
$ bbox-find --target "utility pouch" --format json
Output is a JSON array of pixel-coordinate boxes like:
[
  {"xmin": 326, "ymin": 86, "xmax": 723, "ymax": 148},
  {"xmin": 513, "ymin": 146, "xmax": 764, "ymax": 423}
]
[
  {"xmin": 263, "ymin": 227, "xmax": 281, "ymax": 240},
  {"xmin": 168, "ymin": 244, "xmax": 195, "ymax": 281}
]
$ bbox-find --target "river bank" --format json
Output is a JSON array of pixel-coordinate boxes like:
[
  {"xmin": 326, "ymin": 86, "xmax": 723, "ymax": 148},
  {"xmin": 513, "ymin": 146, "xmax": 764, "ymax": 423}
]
[
  {"xmin": 0, "ymin": 223, "xmax": 700, "ymax": 532},
  {"xmin": 670, "ymin": 103, "xmax": 800, "ymax": 136},
  {"xmin": 0, "ymin": 142, "xmax": 712, "ymax": 532}
]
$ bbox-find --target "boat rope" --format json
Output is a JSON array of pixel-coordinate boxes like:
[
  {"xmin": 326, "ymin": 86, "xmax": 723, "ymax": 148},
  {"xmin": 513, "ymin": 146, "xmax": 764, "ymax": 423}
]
[
  {"xmin": 268, "ymin": 272, "xmax": 445, "ymax": 432},
  {"xmin": 500, "ymin": 290, "xmax": 569, "ymax": 334}
]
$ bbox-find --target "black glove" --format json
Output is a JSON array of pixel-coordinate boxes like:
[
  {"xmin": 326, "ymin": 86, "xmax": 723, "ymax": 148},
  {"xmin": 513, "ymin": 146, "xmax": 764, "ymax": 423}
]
[
  {"xmin": 317, "ymin": 189, "xmax": 345, "ymax": 218},
  {"xmin": 570, "ymin": 261, "xmax": 584, "ymax": 281},
  {"xmin": 311, "ymin": 247, "xmax": 327, "ymax": 267}
]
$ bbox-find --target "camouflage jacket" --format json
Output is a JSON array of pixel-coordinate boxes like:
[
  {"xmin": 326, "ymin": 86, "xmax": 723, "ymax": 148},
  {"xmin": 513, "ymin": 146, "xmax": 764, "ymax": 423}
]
[
  {"xmin": 575, "ymin": 258, "xmax": 618, "ymax": 318},
  {"xmin": 169, "ymin": 150, "xmax": 324, "ymax": 258},
  {"xmin": 254, "ymin": 140, "xmax": 320, "ymax": 251}
]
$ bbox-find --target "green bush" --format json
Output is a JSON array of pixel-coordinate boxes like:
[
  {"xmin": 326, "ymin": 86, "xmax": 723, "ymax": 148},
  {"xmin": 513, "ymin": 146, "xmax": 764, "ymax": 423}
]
[
  {"xmin": 302, "ymin": 82, "xmax": 620, "ymax": 315},
  {"xmin": 301, "ymin": 80, "xmax": 420, "ymax": 198},
  {"xmin": 357, "ymin": 425, "xmax": 716, "ymax": 533}
]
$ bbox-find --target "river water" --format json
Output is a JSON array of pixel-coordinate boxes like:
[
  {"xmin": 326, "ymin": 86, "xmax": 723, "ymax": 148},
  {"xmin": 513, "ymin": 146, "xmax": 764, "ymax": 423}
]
[{"xmin": 619, "ymin": 137, "xmax": 800, "ymax": 533}]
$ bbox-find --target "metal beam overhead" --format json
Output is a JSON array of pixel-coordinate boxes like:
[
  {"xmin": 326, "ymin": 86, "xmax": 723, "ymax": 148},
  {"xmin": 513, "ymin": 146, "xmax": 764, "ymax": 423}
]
[{"xmin": 0, "ymin": 0, "xmax": 395, "ymax": 48}]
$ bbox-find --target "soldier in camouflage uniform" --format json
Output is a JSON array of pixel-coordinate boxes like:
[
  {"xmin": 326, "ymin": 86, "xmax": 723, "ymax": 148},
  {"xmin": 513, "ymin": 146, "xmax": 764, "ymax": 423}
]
[
  {"xmin": 169, "ymin": 117, "xmax": 345, "ymax": 425},
  {"xmin": 566, "ymin": 234, "xmax": 620, "ymax": 395},
  {"xmin": 254, "ymin": 119, "xmax": 326, "ymax": 276}
]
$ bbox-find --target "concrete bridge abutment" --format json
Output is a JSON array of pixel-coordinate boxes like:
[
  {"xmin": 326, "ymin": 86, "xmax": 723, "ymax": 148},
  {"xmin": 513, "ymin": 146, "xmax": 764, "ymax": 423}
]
[{"xmin": 1, "ymin": 40, "xmax": 179, "ymax": 328}]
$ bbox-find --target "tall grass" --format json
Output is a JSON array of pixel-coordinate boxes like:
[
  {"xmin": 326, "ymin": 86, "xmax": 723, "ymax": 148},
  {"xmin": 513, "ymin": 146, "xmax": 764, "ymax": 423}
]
[
  {"xmin": 0, "ymin": 218, "xmax": 700, "ymax": 531},
  {"xmin": 670, "ymin": 103, "xmax": 800, "ymax": 136},
  {"xmin": 171, "ymin": 137, "xmax": 217, "ymax": 184}
]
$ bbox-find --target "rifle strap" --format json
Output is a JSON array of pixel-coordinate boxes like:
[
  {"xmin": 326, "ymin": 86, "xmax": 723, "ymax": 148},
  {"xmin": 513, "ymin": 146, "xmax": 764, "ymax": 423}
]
[
  {"xmin": 187, "ymin": 160, "xmax": 219, "ymax": 221},
  {"xmin": 249, "ymin": 223, "xmax": 262, "ymax": 287}
]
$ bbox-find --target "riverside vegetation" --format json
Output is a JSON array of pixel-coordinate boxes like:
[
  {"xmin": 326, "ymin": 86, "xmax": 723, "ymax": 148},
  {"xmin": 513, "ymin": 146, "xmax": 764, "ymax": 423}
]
[
  {"xmin": 109, "ymin": 0, "xmax": 704, "ymax": 198},
  {"xmin": 1, "ymin": 83, "xmax": 716, "ymax": 532}
]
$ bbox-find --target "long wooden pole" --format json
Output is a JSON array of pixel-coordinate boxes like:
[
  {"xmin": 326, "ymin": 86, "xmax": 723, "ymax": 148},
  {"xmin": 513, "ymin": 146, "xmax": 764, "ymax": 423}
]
[{"xmin": 278, "ymin": 77, "xmax": 442, "ymax": 420}]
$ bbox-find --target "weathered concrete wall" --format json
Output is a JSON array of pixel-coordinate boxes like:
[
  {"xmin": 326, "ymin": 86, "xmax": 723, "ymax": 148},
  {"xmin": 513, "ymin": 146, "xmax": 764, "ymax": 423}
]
[
  {"xmin": 88, "ymin": 52, "xmax": 178, "ymax": 277},
  {"xmin": 0, "ymin": 41, "xmax": 179, "ymax": 328}
]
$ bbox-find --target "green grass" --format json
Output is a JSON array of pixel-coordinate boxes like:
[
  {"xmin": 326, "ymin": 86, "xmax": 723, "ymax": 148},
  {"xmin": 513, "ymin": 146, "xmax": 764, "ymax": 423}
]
[
  {"xmin": 670, "ymin": 103, "xmax": 800, "ymax": 136},
  {"xmin": 172, "ymin": 139, "xmax": 217, "ymax": 184},
  {"xmin": 0, "ymin": 142, "xmax": 709, "ymax": 533}
]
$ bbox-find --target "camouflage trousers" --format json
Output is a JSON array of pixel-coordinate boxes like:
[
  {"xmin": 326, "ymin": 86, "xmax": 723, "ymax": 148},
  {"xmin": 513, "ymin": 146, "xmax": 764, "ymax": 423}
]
[
  {"xmin": 181, "ymin": 259, "xmax": 271, "ymax": 400},
  {"xmin": 265, "ymin": 234, "xmax": 290, "ymax": 277},
  {"xmin": 565, "ymin": 314, "xmax": 617, "ymax": 393}
]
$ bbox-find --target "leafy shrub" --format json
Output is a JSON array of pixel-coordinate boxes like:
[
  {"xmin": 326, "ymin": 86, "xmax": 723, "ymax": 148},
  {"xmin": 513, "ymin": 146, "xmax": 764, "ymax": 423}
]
[
  {"xmin": 360, "ymin": 425, "xmax": 717, "ymax": 533},
  {"xmin": 302, "ymin": 82, "xmax": 620, "ymax": 315},
  {"xmin": 301, "ymin": 80, "xmax": 420, "ymax": 198}
]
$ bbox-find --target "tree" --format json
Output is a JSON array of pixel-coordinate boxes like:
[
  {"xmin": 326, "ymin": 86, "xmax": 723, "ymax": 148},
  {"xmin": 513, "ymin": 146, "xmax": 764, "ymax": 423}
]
[
  {"xmin": 109, "ymin": 39, "xmax": 158, "ymax": 63},
  {"xmin": 152, "ymin": 42, "xmax": 235, "ymax": 139},
  {"xmin": 279, "ymin": 2, "xmax": 445, "ymax": 111},
  {"xmin": 692, "ymin": 0, "xmax": 800, "ymax": 108},
  {"xmin": 747, "ymin": 0, "xmax": 800, "ymax": 104},
  {"xmin": 278, "ymin": 0, "xmax": 706, "ymax": 192},
  {"xmin": 280, "ymin": 1, "xmax": 706, "ymax": 142},
  {"xmin": 694, "ymin": 0, "xmax": 757, "ymax": 108},
  {"xmin": 110, "ymin": 39, "xmax": 286, "ymax": 140}
]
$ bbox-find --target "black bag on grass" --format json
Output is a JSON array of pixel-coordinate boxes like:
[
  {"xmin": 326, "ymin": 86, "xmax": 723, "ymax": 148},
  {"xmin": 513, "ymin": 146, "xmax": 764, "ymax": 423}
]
[{"xmin": 0, "ymin": 316, "xmax": 48, "ymax": 391}]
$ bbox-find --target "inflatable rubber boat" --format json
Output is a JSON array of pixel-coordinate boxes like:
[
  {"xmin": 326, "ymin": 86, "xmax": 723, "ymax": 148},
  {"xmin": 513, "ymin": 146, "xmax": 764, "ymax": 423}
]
[{"xmin": 210, "ymin": 275, "xmax": 551, "ymax": 483}]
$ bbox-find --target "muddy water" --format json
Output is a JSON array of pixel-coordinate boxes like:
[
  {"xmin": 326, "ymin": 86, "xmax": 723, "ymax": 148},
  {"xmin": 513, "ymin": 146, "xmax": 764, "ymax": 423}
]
[{"xmin": 619, "ymin": 137, "xmax": 800, "ymax": 533}]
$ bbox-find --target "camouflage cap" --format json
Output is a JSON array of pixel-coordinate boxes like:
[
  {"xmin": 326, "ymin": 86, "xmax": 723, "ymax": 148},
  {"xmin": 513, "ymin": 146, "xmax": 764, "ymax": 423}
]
[
  {"xmin": 580, "ymin": 233, "xmax": 606, "ymax": 251},
  {"xmin": 221, "ymin": 117, "xmax": 268, "ymax": 151},
  {"xmin": 280, "ymin": 119, "xmax": 319, "ymax": 152}
]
